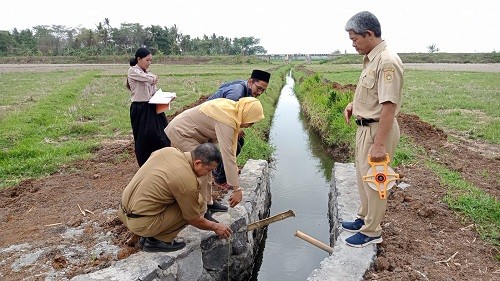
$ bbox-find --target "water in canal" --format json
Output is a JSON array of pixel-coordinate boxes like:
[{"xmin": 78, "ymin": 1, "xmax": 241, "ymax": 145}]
[{"xmin": 250, "ymin": 72, "xmax": 335, "ymax": 280}]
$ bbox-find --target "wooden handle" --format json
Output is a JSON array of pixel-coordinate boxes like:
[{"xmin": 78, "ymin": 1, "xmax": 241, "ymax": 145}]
[
  {"xmin": 247, "ymin": 209, "xmax": 295, "ymax": 231},
  {"xmin": 294, "ymin": 230, "xmax": 333, "ymax": 255}
]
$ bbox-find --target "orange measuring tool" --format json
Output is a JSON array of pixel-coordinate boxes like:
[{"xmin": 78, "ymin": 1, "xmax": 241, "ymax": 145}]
[{"xmin": 363, "ymin": 153, "xmax": 399, "ymax": 199}]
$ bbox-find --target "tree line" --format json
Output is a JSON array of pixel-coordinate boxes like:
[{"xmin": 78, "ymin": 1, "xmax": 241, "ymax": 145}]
[{"xmin": 0, "ymin": 18, "xmax": 267, "ymax": 57}]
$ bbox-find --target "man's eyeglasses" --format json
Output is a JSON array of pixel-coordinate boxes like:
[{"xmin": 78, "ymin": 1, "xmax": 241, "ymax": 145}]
[{"xmin": 254, "ymin": 84, "xmax": 266, "ymax": 92}]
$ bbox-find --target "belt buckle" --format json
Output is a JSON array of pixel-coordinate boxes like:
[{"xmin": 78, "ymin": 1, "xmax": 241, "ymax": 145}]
[{"xmin": 355, "ymin": 119, "xmax": 364, "ymax": 126}]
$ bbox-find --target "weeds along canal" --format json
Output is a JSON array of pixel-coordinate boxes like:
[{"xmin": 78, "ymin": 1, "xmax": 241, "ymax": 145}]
[{"xmin": 249, "ymin": 72, "xmax": 335, "ymax": 280}]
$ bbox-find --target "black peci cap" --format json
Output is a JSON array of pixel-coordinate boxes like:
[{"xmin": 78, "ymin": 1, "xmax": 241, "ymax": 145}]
[{"xmin": 250, "ymin": 69, "xmax": 271, "ymax": 83}]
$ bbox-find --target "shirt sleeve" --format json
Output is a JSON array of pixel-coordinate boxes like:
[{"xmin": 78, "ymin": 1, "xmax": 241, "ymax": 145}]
[
  {"xmin": 169, "ymin": 172, "xmax": 204, "ymax": 221},
  {"xmin": 128, "ymin": 67, "xmax": 155, "ymax": 84},
  {"xmin": 377, "ymin": 60, "xmax": 403, "ymax": 106},
  {"xmin": 214, "ymin": 122, "xmax": 240, "ymax": 187},
  {"xmin": 224, "ymin": 84, "xmax": 246, "ymax": 101}
]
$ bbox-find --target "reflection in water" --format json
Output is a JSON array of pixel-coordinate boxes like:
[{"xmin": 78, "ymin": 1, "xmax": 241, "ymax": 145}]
[{"xmin": 250, "ymin": 72, "xmax": 334, "ymax": 281}]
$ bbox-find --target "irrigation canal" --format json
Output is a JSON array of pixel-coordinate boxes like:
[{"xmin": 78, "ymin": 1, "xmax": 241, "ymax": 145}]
[{"xmin": 249, "ymin": 72, "xmax": 336, "ymax": 280}]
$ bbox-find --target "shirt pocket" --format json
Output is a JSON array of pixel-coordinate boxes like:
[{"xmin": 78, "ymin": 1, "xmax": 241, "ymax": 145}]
[{"xmin": 356, "ymin": 76, "xmax": 376, "ymax": 104}]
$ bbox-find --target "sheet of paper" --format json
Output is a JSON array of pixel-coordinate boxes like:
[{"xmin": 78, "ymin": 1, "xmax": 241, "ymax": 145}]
[{"xmin": 148, "ymin": 89, "xmax": 177, "ymax": 104}]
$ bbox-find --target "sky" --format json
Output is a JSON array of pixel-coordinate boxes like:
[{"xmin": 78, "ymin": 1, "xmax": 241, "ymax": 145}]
[{"xmin": 1, "ymin": 0, "xmax": 498, "ymax": 54}]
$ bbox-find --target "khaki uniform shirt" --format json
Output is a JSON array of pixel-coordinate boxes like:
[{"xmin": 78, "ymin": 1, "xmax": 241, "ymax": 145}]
[
  {"xmin": 165, "ymin": 106, "xmax": 240, "ymax": 187},
  {"xmin": 127, "ymin": 65, "xmax": 157, "ymax": 102},
  {"xmin": 121, "ymin": 147, "xmax": 203, "ymax": 221},
  {"xmin": 353, "ymin": 41, "xmax": 404, "ymax": 119}
]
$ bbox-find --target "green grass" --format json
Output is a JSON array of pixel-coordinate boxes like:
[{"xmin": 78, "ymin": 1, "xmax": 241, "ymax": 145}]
[
  {"xmin": 318, "ymin": 52, "xmax": 500, "ymax": 64},
  {"xmin": 293, "ymin": 72, "xmax": 354, "ymax": 149},
  {"xmin": 0, "ymin": 71, "xmax": 102, "ymax": 186},
  {"xmin": 0, "ymin": 71, "xmax": 83, "ymax": 119},
  {"xmin": 403, "ymin": 70, "xmax": 500, "ymax": 143},
  {"xmin": 0, "ymin": 63, "xmax": 290, "ymax": 188},
  {"xmin": 429, "ymin": 161, "xmax": 499, "ymax": 246},
  {"xmin": 299, "ymin": 64, "xmax": 500, "ymax": 145}
]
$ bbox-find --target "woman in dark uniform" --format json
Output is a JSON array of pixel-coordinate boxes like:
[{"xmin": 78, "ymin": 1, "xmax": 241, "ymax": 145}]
[{"xmin": 126, "ymin": 47, "xmax": 171, "ymax": 167}]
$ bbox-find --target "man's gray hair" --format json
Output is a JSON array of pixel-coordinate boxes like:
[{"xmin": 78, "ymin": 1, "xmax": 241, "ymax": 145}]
[
  {"xmin": 192, "ymin": 143, "xmax": 222, "ymax": 165},
  {"xmin": 345, "ymin": 11, "xmax": 382, "ymax": 37}
]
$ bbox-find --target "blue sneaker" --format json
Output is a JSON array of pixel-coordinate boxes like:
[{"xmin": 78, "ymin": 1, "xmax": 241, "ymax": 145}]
[
  {"xmin": 341, "ymin": 218, "xmax": 365, "ymax": 233},
  {"xmin": 345, "ymin": 232, "xmax": 383, "ymax": 248}
]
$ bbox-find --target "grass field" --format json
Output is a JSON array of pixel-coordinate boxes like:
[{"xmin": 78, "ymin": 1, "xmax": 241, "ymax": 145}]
[
  {"xmin": 301, "ymin": 63, "xmax": 500, "ymax": 145},
  {"xmin": 0, "ymin": 63, "xmax": 291, "ymax": 188},
  {"xmin": 1, "ymin": 62, "xmax": 498, "ymax": 186}
]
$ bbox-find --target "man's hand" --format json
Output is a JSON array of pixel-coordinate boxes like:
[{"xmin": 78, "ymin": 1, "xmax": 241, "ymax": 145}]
[
  {"xmin": 369, "ymin": 144, "xmax": 387, "ymax": 162},
  {"xmin": 188, "ymin": 215, "xmax": 232, "ymax": 239},
  {"xmin": 229, "ymin": 189, "xmax": 243, "ymax": 207},
  {"xmin": 214, "ymin": 223, "xmax": 232, "ymax": 239},
  {"xmin": 344, "ymin": 102, "xmax": 353, "ymax": 124}
]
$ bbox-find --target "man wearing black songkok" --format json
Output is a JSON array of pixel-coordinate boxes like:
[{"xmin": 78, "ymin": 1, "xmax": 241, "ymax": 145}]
[{"xmin": 204, "ymin": 69, "xmax": 271, "ymax": 212}]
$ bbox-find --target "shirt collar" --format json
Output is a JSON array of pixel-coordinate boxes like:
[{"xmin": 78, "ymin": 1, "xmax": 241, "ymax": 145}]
[
  {"xmin": 365, "ymin": 40, "xmax": 387, "ymax": 62},
  {"xmin": 183, "ymin": 151, "xmax": 194, "ymax": 169}
]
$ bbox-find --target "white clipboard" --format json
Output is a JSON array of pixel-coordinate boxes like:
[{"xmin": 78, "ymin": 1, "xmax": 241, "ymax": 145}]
[{"xmin": 148, "ymin": 89, "xmax": 176, "ymax": 104}]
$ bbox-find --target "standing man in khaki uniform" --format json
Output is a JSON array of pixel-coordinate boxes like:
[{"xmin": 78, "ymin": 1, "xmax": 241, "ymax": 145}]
[
  {"xmin": 118, "ymin": 143, "xmax": 232, "ymax": 252},
  {"xmin": 341, "ymin": 11, "xmax": 403, "ymax": 247}
]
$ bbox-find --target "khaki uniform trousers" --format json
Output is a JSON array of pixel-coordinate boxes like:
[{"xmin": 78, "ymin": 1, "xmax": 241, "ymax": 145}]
[
  {"xmin": 355, "ymin": 119, "xmax": 400, "ymax": 237},
  {"xmin": 117, "ymin": 202, "xmax": 187, "ymax": 242}
]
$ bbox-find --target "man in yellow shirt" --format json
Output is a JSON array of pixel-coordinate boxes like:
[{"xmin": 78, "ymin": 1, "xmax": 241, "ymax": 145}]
[{"xmin": 118, "ymin": 143, "xmax": 233, "ymax": 252}]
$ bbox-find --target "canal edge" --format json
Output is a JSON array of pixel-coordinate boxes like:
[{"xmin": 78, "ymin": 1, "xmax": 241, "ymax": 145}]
[{"xmin": 307, "ymin": 162, "xmax": 376, "ymax": 281}]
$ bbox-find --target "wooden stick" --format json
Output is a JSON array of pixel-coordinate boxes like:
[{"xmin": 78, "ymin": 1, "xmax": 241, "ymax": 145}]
[
  {"xmin": 247, "ymin": 210, "xmax": 295, "ymax": 231},
  {"xmin": 294, "ymin": 230, "xmax": 333, "ymax": 254},
  {"xmin": 435, "ymin": 251, "xmax": 459, "ymax": 266},
  {"xmin": 84, "ymin": 209, "xmax": 95, "ymax": 215},
  {"xmin": 44, "ymin": 222, "xmax": 62, "ymax": 227},
  {"xmin": 77, "ymin": 204, "xmax": 86, "ymax": 216},
  {"xmin": 460, "ymin": 224, "xmax": 474, "ymax": 231}
]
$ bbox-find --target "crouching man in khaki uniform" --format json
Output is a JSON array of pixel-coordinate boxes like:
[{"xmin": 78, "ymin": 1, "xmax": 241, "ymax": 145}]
[{"xmin": 117, "ymin": 143, "xmax": 233, "ymax": 252}]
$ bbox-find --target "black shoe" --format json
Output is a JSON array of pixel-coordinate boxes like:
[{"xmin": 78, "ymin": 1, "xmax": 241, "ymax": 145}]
[
  {"xmin": 204, "ymin": 211, "xmax": 219, "ymax": 223},
  {"xmin": 207, "ymin": 201, "xmax": 228, "ymax": 212},
  {"xmin": 142, "ymin": 237, "xmax": 186, "ymax": 252},
  {"xmin": 138, "ymin": 237, "xmax": 145, "ymax": 247}
]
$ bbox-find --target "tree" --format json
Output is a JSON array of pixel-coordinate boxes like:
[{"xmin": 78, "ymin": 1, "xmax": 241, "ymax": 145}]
[
  {"xmin": 233, "ymin": 36, "xmax": 266, "ymax": 55},
  {"xmin": 33, "ymin": 25, "xmax": 58, "ymax": 55},
  {"xmin": 11, "ymin": 28, "xmax": 37, "ymax": 55},
  {"xmin": 178, "ymin": 34, "xmax": 192, "ymax": 54},
  {"xmin": 111, "ymin": 23, "xmax": 148, "ymax": 54},
  {"xmin": 169, "ymin": 24, "xmax": 181, "ymax": 55},
  {"xmin": 427, "ymin": 43, "xmax": 440, "ymax": 53},
  {"xmin": 0, "ymin": 31, "xmax": 16, "ymax": 54},
  {"xmin": 50, "ymin": 25, "xmax": 71, "ymax": 55},
  {"xmin": 0, "ymin": 21, "xmax": 267, "ymax": 57}
]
